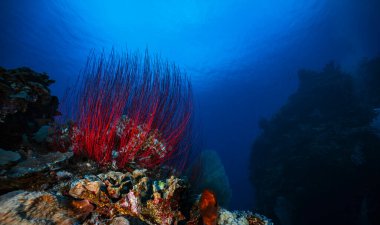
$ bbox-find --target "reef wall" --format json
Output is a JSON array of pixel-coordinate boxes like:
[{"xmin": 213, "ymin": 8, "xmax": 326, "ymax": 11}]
[{"xmin": 250, "ymin": 57, "xmax": 380, "ymax": 225}]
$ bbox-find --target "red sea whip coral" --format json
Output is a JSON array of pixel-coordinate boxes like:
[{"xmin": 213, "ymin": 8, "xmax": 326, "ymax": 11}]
[{"xmin": 60, "ymin": 50, "xmax": 192, "ymax": 170}]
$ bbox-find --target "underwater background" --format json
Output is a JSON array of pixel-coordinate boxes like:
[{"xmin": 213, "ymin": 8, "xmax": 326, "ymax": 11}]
[{"xmin": 1, "ymin": 0, "xmax": 380, "ymax": 224}]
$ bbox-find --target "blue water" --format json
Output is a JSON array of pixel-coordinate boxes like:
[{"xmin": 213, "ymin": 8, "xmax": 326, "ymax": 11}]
[{"xmin": 1, "ymin": 0, "xmax": 379, "ymax": 209}]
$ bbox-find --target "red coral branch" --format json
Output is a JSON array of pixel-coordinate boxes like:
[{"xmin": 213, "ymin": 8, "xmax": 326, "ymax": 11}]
[{"xmin": 59, "ymin": 50, "xmax": 192, "ymax": 171}]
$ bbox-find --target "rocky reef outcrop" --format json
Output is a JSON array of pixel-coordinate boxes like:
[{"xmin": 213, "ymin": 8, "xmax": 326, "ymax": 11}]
[
  {"xmin": 250, "ymin": 57, "xmax": 380, "ymax": 225},
  {"xmin": 0, "ymin": 67, "xmax": 65, "ymax": 195},
  {"xmin": 0, "ymin": 67, "xmax": 59, "ymax": 149}
]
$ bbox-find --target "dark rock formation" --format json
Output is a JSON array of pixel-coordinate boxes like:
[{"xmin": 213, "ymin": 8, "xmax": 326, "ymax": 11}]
[
  {"xmin": 250, "ymin": 58, "xmax": 380, "ymax": 225},
  {"xmin": 0, "ymin": 151, "xmax": 74, "ymax": 195},
  {"xmin": 0, "ymin": 67, "xmax": 59, "ymax": 150},
  {"xmin": 0, "ymin": 67, "xmax": 65, "ymax": 196}
]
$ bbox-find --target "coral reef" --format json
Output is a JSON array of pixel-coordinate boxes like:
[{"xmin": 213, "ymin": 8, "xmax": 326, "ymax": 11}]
[
  {"xmin": 0, "ymin": 64, "xmax": 272, "ymax": 225},
  {"xmin": 66, "ymin": 169, "xmax": 187, "ymax": 224},
  {"xmin": 250, "ymin": 58, "xmax": 380, "ymax": 225},
  {"xmin": 0, "ymin": 168, "xmax": 271, "ymax": 225}
]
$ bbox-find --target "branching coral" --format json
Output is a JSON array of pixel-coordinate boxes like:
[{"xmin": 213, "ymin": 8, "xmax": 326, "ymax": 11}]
[{"xmin": 58, "ymin": 50, "xmax": 192, "ymax": 170}]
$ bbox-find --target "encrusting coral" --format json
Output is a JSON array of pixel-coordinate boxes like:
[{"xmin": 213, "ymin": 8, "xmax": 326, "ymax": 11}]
[
  {"xmin": 0, "ymin": 167, "xmax": 272, "ymax": 225},
  {"xmin": 67, "ymin": 169, "xmax": 187, "ymax": 224}
]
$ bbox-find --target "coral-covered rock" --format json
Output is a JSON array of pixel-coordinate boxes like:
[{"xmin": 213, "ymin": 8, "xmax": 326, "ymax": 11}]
[
  {"xmin": 67, "ymin": 170, "xmax": 187, "ymax": 224},
  {"xmin": 0, "ymin": 67, "xmax": 59, "ymax": 150},
  {"xmin": 0, "ymin": 151, "xmax": 73, "ymax": 196},
  {"xmin": 68, "ymin": 177, "xmax": 112, "ymax": 214},
  {"xmin": 8, "ymin": 151, "xmax": 73, "ymax": 178},
  {"xmin": 0, "ymin": 191, "xmax": 76, "ymax": 225},
  {"xmin": 56, "ymin": 170, "xmax": 73, "ymax": 180},
  {"xmin": 110, "ymin": 216, "xmax": 130, "ymax": 225},
  {"xmin": 0, "ymin": 167, "xmax": 272, "ymax": 225},
  {"xmin": 70, "ymin": 199, "xmax": 95, "ymax": 219},
  {"xmin": 218, "ymin": 208, "xmax": 272, "ymax": 225}
]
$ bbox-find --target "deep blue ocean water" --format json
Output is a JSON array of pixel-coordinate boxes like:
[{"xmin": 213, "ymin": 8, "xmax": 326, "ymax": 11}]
[{"xmin": 1, "ymin": 0, "xmax": 379, "ymax": 210}]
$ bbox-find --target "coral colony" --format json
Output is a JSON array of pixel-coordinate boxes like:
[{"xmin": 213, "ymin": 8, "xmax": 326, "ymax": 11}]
[{"xmin": 56, "ymin": 50, "xmax": 192, "ymax": 171}]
